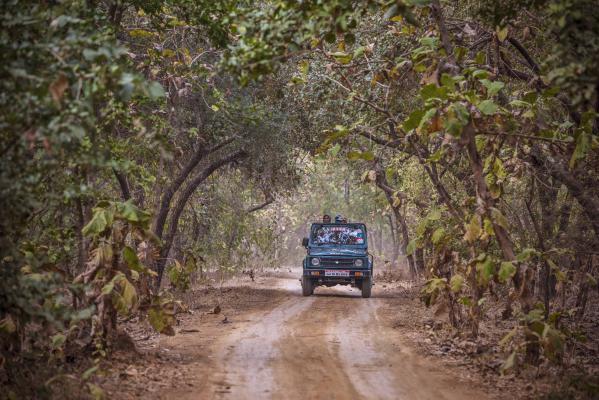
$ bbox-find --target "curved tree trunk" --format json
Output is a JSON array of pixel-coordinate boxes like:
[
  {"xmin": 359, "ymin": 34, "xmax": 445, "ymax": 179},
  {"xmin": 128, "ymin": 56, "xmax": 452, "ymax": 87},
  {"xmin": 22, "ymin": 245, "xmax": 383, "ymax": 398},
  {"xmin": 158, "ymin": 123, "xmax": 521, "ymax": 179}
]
[
  {"xmin": 154, "ymin": 137, "xmax": 235, "ymax": 241},
  {"xmin": 155, "ymin": 149, "xmax": 247, "ymax": 287}
]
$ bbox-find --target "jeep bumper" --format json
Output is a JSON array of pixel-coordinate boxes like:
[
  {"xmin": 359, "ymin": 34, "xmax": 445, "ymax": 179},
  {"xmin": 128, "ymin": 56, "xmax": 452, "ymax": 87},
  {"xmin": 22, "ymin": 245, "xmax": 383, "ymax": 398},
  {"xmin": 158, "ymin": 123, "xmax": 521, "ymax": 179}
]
[{"xmin": 302, "ymin": 269, "xmax": 371, "ymax": 278}]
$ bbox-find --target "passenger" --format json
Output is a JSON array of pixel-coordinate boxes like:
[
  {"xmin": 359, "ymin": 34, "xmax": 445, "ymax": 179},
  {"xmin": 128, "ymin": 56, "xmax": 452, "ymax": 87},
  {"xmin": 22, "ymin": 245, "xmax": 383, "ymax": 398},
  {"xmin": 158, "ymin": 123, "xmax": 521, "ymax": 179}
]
[
  {"xmin": 323, "ymin": 214, "xmax": 331, "ymax": 223},
  {"xmin": 335, "ymin": 214, "xmax": 343, "ymax": 223}
]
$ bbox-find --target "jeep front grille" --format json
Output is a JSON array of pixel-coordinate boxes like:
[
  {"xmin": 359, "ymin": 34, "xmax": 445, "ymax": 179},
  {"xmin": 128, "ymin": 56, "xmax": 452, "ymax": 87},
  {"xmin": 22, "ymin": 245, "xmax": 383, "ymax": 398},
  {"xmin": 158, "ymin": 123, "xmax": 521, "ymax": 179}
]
[{"xmin": 320, "ymin": 258, "xmax": 355, "ymax": 267}]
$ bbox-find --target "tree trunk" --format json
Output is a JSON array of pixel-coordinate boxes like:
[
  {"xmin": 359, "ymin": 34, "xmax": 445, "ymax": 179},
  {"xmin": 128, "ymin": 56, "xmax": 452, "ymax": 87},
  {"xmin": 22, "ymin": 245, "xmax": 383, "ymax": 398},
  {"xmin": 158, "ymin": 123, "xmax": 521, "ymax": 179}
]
[
  {"xmin": 156, "ymin": 149, "xmax": 247, "ymax": 286},
  {"xmin": 154, "ymin": 137, "xmax": 235, "ymax": 241},
  {"xmin": 113, "ymin": 168, "xmax": 131, "ymax": 201}
]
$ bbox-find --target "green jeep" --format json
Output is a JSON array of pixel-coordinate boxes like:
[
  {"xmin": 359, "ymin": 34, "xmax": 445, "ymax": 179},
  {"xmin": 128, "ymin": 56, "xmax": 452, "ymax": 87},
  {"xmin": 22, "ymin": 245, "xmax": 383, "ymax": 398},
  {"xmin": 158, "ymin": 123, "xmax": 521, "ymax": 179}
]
[{"xmin": 301, "ymin": 222, "xmax": 373, "ymax": 298}]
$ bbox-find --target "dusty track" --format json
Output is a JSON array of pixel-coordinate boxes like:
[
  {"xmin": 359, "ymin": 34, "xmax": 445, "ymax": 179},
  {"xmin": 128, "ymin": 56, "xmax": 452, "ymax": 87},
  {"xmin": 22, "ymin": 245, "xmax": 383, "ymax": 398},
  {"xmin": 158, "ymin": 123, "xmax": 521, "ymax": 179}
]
[{"xmin": 158, "ymin": 272, "xmax": 488, "ymax": 400}]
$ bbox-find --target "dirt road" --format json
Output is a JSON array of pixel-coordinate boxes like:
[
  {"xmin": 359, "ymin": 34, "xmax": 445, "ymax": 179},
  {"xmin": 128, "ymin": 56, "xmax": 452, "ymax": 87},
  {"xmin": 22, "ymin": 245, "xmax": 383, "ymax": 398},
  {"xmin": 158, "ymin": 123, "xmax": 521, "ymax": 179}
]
[{"xmin": 157, "ymin": 272, "xmax": 489, "ymax": 400}]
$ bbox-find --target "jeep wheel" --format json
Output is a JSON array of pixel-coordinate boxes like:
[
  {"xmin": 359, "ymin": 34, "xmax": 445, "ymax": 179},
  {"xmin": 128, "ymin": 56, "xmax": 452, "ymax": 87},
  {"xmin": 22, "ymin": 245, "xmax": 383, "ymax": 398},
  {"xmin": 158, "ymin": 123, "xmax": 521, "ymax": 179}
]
[
  {"xmin": 361, "ymin": 277, "xmax": 372, "ymax": 298},
  {"xmin": 301, "ymin": 276, "xmax": 313, "ymax": 296}
]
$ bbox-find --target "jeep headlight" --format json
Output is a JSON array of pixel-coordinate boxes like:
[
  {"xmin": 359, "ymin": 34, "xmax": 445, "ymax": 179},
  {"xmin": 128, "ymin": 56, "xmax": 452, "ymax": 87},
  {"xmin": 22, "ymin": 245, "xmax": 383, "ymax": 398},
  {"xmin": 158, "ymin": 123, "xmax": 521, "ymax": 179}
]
[
  {"xmin": 354, "ymin": 259, "xmax": 364, "ymax": 267},
  {"xmin": 311, "ymin": 257, "xmax": 320, "ymax": 266}
]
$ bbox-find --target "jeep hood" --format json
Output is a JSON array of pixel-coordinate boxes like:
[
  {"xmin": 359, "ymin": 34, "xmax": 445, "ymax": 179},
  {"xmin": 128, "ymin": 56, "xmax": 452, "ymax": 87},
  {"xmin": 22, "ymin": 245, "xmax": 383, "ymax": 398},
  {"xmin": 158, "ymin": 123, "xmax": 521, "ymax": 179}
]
[{"xmin": 309, "ymin": 247, "xmax": 367, "ymax": 256}]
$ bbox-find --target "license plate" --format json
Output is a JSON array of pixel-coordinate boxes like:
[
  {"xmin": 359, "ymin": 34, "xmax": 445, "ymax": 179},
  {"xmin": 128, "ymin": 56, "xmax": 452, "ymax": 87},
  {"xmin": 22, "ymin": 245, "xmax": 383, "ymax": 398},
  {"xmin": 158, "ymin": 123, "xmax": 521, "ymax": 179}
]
[{"xmin": 325, "ymin": 270, "xmax": 350, "ymax": 277}]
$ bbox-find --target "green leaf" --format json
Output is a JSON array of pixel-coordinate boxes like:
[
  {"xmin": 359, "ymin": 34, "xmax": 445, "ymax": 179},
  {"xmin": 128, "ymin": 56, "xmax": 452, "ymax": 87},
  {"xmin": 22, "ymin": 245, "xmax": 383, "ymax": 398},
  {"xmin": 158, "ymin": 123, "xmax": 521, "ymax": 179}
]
[
  {"xmin": 509, "ymin": 100, "xmax": 531, "ymax": 108},
  {"xmin": 0, "ymin": 316, "xmax": 16, "ymax": 334},
  {"xmin": 450, "ymin": 274, "xmax": 464, "ymax": 293},
  {"xmin": 443, "ymin": 102, "xmax": 469, "ymax": 136},
  {"xmin": 499, "ymin": 327, "xmax": 517, "ymax": 346},
  {"xmin": 516, "ymin": 248, "xmax": 539, "ymax": 262},
  {"xmin": 87, "ymin": 383, "xmax": 104, "ymax": 400},
  {"xmin": 426, "ymin": 148, "xmax": 445, "ymax": 163},
  {"xmin": 324, "ymin": 31, "xmax": 336, "ymax": 44},
  {"xmin": 406, "ymin": 239, "xmax": 417, "ymax": 256},
  {"xmin": 329, "ymin": 143, "xmax": 341, "ymax": 157},
  {"xmin": 148, "ymin": 307, "xmax": 176, "ymax": 335},
  {"xmin": 82, "ymin": 209, "xmax": 110, "ymax": 236},
  {"xmin": 330, "ymin": 51, "xmax": 353, "ymax": 65},
  {"xmin": 476, "ymin": 258, "xmax": 495, "ymax": 287},
  {"xmin": 118, "ymin": 200, "xmax": 150, "ymax": 224},
  {"xmin": 123, "ymin": 246, "xmax": 141, "ymax": 272},
  {"xmin": 463, "ymin": 215, "xmax": 481, "ymax": 243},
  {"xmin": 418, "ymin": 107, "xmax": 438, "ymax": 132},
  {"xmin": 384, "ymin": 4, "xmax": 400, "ymax": 20},
  {"xmin": 129, "ymin": 29, "xmax": 155, "ymax": 39},
  {"xmin": 472, "ymin": 69, "xmax": 489, "ymax": 79},
  {"xmin": 547, "ymin": 259, "xmax": 567, "ymax": 282},
  {"xmin": 147, "ymin": 81, "xmax": 165, "ymax": 98},
  {"xmin": 458, "ymin": 296, "xmax": 472, "ymax": 306},
  {"xmin": 431, "ymin": 227, "xmax": 446, "ymax": 245},
  {"xmin": 299, "ymin": 60, "xmax": 310, "ymax": 76},
  {"xmin": 406, "ymin": 0, "xmax": 432, "ymax": 6},
  {"xmin": 420, "ymin": 84, "xmax": 447, "ymax": 101},
  {"xmin": 82, "ymin": 365, "xmax": 99, "ymax": 381},
  {"xmin": 569, "ymin": 128, "xmax": 590, "ymax": 169},
  {"xmin": 478, "ymin": 99, "xmax": 499, "ymax": 115},
  {"xmin": 353, "ymin": 46, "xmax": 366, "ymax": 59},
  {"xmin": 490, "ymin": 208, "xmax": 509, "ymax": 229},
  {"xmin": 72, "ymin": 306, "xmax": 94, "ymax": 322},
  {"xmin": 403, "ymin": 109, "xmax": 425, "ymax": 131},
  {"xmin": 344, "ymin": 33, "xmax": 356, "ymax": 46},
  {"xmin": 498, "ymin": 261, "xmax": 516, "ymax": 283},
  {"xmin": 541, "ymin": 325, "xmax": 564, "ymax": 361},
  {"xmin": 427, "ymin": 208, "xmax": 442, "ymax": 221},
  {"xmin": 496, "ymin": 26, "xmax": 508, "ymax": 42},
  {"xmin": 419, "ymin": 37, "xmax": 439, "ymax": 49},
  {"xmin": 101, "ymin": 281, "xmax": 115, "ymax": 295},
  {"xmin": 500, "ymin": 351, "xmax": 517, "ymax": 375},
  {"xmin": 113, "ymin": 276, "xmax": 138, "ymax": 315},
  {"xmin": 480, "ymin": 79, "xmax": 504, "ymax": 97},
  {"xmin": 475, "ymin": 52, "xmax": 486, "ymax": 64},
  {"xmin": 51, "ymin": 333, "xmax": 66, "ymax": 349},
  {"xmin": 347, "ymin": 151, "xmax": 374, "ymax": 161}
]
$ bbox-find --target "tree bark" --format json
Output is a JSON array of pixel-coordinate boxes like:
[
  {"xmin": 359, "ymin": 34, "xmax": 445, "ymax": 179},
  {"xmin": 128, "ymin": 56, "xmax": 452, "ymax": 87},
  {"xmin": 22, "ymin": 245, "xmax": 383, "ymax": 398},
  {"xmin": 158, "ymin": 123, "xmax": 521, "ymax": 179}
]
[
  {"xmin": 113, "ymin": 168, "xmax": 131, "ymax": 201},
  {"xmin": 153, "ymin": 137, "xmax": 235, "ymax": 241},
  {"xmin": 155, "ymin": 149, "xmax": 247, "ymax": 286},
  {"xmin": 246, "ymin": 192, "xmax": 274, "ymax": 213}
]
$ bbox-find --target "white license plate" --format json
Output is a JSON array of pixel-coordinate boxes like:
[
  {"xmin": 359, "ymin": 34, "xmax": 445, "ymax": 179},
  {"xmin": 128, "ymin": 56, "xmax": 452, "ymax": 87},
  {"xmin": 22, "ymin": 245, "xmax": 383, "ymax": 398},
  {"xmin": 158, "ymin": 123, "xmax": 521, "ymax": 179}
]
[{"xmin": 325, "ymin": 270, "xmax": 350, "ymax": 277}]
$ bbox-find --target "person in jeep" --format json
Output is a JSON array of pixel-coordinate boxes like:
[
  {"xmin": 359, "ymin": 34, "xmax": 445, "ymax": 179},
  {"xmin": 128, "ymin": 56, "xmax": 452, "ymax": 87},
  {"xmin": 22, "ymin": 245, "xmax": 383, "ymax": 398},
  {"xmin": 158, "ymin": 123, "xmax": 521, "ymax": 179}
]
[{"xmin": 301, "ymin": 219, "xmax": 373, "ymax": 298}]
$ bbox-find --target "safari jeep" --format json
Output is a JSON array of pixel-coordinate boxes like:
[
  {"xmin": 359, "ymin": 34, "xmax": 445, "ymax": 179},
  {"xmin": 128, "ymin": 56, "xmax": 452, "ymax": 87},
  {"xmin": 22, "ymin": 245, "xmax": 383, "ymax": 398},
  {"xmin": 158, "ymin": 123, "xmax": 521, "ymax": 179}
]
[{"xmin": 301, "ymin": 222, "xmax": 373, "ymax": 298}]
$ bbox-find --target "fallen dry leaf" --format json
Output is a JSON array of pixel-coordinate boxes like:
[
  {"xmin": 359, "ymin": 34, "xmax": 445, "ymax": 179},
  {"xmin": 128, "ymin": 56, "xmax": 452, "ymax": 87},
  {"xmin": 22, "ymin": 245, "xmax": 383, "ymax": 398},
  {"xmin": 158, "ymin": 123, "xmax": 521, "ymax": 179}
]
[{"xmin": 49, "ymin": 73, "xmax": 69, "ymax": 105}]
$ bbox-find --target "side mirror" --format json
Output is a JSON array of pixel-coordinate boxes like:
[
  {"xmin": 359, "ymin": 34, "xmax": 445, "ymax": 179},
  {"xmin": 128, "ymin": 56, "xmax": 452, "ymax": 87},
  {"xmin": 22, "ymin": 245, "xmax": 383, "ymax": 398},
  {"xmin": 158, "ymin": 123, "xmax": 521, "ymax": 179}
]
[{"xmin": 301, "ymin": 237, "xmax": 309, "ymax": 247}]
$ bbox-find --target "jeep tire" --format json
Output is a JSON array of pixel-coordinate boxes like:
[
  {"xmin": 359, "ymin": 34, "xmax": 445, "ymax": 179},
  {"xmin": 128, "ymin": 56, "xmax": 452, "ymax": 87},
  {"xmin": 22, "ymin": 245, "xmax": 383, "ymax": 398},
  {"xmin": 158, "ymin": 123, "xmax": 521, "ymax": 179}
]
[
  {"xmin": 361, "ymin": 277, "xmax": 372, "ymax": 298},
  {"xmin": 301, "ymin": 276, "xmax": 314, "ymax": 296}
]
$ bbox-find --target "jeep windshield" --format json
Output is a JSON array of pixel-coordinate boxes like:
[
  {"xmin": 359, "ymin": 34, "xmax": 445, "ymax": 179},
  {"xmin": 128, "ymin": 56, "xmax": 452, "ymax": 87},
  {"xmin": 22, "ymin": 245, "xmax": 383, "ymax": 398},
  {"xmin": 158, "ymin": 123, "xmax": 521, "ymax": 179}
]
[{"xmin": 310, "ymin": 224, "xmax": 366, "ymax": 246}]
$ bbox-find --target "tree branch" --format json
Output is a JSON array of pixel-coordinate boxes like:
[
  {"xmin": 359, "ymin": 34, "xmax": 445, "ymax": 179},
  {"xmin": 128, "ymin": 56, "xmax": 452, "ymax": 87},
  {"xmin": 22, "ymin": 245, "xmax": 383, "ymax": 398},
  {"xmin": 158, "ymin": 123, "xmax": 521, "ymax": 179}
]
[
  {"xmin": 246, "ymin": 193, "xmax": 274, "ymax": 213},
  {"xmin": 155, "ymin": 149, "xmax": 247, "ymax": 286},
  {"xmin": 112, "ymin": 168, "xmax": 131, "ymax": 201},
  {"xmin": 507, "ymin": 37, "xmax": 540, "ymax": 74},
  {"xmin": 154, "ymin": 136, "xmax": 235, "ymax": 240}
]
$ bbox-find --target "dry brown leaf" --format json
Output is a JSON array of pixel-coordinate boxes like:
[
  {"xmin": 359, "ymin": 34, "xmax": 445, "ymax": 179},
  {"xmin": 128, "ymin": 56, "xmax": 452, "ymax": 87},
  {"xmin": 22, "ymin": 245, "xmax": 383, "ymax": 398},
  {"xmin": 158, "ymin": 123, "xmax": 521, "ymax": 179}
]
[{"xmin": 49, "ymin": 73, "xmax": 69, "ymax": 104}]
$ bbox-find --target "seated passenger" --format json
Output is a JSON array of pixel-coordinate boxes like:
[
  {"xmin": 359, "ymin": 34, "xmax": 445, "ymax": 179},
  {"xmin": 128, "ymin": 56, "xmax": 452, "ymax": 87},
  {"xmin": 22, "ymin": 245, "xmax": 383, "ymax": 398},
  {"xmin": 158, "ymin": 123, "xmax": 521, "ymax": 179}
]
[{"xmin": 323, "ymin": 214, "xmax": 331, "ymax": 223}]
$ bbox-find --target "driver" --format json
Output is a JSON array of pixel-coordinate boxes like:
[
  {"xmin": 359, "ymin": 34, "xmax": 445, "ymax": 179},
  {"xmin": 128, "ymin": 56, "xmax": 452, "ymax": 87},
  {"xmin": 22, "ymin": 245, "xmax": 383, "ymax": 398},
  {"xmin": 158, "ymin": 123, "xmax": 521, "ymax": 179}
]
[
  {"xmin": 322, "ymin": 214, "xmax": 331, "ymax": 223},
  {"xmin": 335, "ymin": 214, "xmax": 343, "ymax": 223}
]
